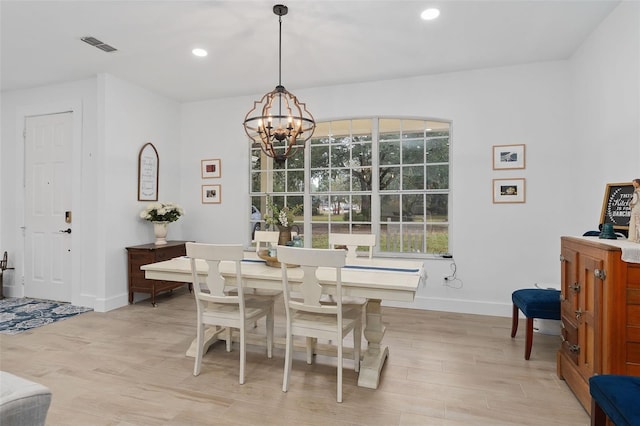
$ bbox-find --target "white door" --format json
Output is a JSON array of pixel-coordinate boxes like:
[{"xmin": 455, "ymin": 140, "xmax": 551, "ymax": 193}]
[{"xmin": 24, "ymin": 112, "xmax": 73, "ymax": 302}]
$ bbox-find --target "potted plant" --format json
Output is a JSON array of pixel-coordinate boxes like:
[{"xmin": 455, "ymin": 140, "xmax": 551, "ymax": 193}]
[
  {"xmin": 264, "ymin": 196, "xmax": 302, "ymax": 245},
  {"xmin": 139, "ymin": 202, "xmax": 184, "ymax": 245}
]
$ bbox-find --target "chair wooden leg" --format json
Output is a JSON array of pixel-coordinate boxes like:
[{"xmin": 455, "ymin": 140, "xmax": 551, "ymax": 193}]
[
  {"xmin": 525, "ymin": 317, "xmax": 534, "ymax": 360},
  {"xmin": 225, "ymin": 327, "xmax": 232, "ymax": 352},
  {"xmin": 337, "ymin": 341, "xmax": 343, "ymax": 403},
  {"xmin": 306, "ymin": 337, "xmax": 315, "ymax": 364},
  {"xmin": 193, "ymin": 321, "xmax": 204, "ymax": 376},
  {"xmin": 266, "ymin": 307, "xmax": 274, "ymax": 359},
  {"xmin": 511, "ymin": 304, "xmax": 519, "ymax": 338},
  {"xmin": 282, "ymin": 326, "xmax": 293, "ymax": 393},
  {"xmin": 354, "ymin": 319, "xmax": 361, "ymax": 373},
  {"xmin": 239, "ymin": 326, "xmax": 246, "ymax": 385},
  {"xmin": 590, "ymin": 398, "xmax": 607, "ymax": 426}
]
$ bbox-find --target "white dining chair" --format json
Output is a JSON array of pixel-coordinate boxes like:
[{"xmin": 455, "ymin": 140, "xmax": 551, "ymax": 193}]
[
  {"xmin": 327, "ymin": 233, "xmax": 372, "ymax": 314},
  {"xmin": 186, "ymin": 242, "xmax": 274, "ymax": 385},
  {"xmin": 250, "ymin": 230, "xmax": 284, "ymax": 304},
  {"xmin": 278, "ymin": 246, "xmax": 362, "ymax": 403},
  {"xmin": 329, "ymin": 233, "xmax": 376, "ymax": 259},
  {"xmin": 253, "ymin": 230, "xmax": 280, "ymax": 253}
]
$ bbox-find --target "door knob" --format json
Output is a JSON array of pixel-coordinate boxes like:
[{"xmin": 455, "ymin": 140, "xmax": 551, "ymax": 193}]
[{"xmin": 59, "ymin": 228, "xmax": 72, "ymax": 234}]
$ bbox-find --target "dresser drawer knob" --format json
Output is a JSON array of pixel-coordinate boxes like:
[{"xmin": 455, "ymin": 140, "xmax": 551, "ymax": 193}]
[{"xmin": 594, "ymin": 269, "xmax": 606, "ymax": 280}]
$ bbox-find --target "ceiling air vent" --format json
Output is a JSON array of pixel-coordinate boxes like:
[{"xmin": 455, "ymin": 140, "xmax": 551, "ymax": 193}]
[{"xmin": 81, "ymin": 36, "xmax": 117, "ymax": 53}]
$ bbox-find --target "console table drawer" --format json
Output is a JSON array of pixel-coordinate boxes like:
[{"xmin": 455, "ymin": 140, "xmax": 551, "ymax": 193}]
[{"xmin": 125, "ymin": 241, "xmax": 190, "ymax": 306}]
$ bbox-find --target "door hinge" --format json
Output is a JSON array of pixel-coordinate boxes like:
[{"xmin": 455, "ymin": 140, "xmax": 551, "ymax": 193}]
[{"xmin": 594, "ymin": 269, "xmax": 606, "ymax": 280}]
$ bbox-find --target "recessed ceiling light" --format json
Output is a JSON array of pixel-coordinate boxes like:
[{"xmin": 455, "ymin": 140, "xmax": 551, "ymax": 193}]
[
  {"xmin": 192, "ymin": 48, "xmax": 208, "ymax": 57},
  {"xmin": 421, "ymin": 8, "xmax": 440, "ymax": 21}
]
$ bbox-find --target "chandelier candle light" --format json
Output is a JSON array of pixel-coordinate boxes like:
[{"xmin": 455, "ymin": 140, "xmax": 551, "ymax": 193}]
[{"xmin": 243, "ymin": 4, "xmax": 315, "ymax": 164}]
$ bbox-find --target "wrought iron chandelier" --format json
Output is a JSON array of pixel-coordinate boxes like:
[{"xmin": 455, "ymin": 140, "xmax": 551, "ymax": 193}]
[{"xmin": 243, "ymin": 4, "xmax": 315, "ymax": 164}]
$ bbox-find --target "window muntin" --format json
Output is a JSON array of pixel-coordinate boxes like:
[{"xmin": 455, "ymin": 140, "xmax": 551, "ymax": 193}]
[{"xmin": 250, "ymin": 117, "xmax": 450, "ymax": 255}]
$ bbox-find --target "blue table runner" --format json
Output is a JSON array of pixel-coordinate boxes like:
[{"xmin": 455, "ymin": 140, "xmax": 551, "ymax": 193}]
[{"xmin": 242, "ymin": 258, "xmax": 420, "ymax": 273}]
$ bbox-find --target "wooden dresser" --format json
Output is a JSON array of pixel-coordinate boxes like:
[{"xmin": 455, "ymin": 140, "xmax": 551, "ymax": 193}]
[
  {"xmin": 557, "ymin": 236, "xmax": 640, "ymax": 414},
  {"xmin": 126, "ymin": 241, "xmax": 191, "ymax": 306}
]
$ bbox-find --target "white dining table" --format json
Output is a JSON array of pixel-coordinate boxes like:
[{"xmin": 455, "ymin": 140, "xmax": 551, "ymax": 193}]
[{"xmin": 141, "ymin": 253, "xmax": 425, "ymax": 389}]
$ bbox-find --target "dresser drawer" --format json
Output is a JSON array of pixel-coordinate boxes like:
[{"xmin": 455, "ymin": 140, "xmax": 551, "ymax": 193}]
[
  {"xmin": 156, "ymin": 245, "xmax": 185, "ymax": 261},
  {"xmin": 126, "ymin": 241, "xmax": 190, "ymax": 305},
  {"xmin": 560, "ymin": 319, "xmax": 579, "ymax": 365}
]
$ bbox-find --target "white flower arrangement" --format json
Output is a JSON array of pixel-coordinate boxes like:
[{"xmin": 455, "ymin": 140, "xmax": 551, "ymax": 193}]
[
  {"xmin": 139, "ymin": 202, "xmax": 184, "ymax": 223},
  {"xmin": 264, "ymin": 196, "xmax": 302, "ymax": 228}
]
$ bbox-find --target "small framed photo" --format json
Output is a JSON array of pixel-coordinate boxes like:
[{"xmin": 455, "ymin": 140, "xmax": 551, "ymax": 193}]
[
  {"xmin": 202, "ymin": 184, "xmax": 221, "ymax": 204},
  {"xmin": 493, "ymin": 178, "xmax": 526, "ymax": 203},
  {"xmin": 201, "ymin": 159, "xmax": 221, "ymax": 178},
  {"xmin": 493, "ymin": 144, "xmax": 525, "ymax": 170}
]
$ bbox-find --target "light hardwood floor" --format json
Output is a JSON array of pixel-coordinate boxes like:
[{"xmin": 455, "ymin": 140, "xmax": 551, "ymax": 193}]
[{"xmin": 1, "ymin": 288, "xmax": 590, "ymax": 425}]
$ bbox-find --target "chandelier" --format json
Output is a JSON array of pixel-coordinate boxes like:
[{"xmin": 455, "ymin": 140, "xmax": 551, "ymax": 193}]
[{"xmin": 243, "ymin": 4, "xmax": 315, "ymax": 164}]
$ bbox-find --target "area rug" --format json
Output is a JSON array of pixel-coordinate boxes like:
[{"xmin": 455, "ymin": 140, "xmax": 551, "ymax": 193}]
[{"xmin": 0, "ymin": 298, "xmax": 92, "ymax": 335}]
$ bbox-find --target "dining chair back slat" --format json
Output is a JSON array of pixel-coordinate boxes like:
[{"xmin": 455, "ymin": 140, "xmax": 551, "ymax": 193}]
[
  {"xmin": 253, "ymin": 230, "xmax": 280, "ymax": 253},
  {"xmin": 188, "ymin": 243, "xmax": 241, "ymax": 301},
  {"xmin": 329, "ymin": 233, "xmax": 376, "ymax": 259}
]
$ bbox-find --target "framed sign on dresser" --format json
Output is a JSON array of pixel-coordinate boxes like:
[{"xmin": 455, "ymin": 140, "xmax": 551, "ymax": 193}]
[{"xmin": 125, "ymin": 241, "xmax": 192, "ymax": 306}]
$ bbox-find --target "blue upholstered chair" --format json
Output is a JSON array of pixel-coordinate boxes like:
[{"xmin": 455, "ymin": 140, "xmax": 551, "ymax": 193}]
[
  {"xmin": 510, "ymin": 288, "xmax": 561, "ymax": 360},
  {"xmin": 589, "ymin": 375, "xmax": 640, "ymax": 426}
]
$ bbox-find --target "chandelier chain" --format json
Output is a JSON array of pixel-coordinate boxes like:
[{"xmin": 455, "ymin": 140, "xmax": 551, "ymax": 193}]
[{"xmin": 278, "ymin": 14, "xmax": 282, "ymax": 87}]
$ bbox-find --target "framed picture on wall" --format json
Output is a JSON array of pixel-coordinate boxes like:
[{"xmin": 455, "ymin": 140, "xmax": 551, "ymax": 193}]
[
  {"xmin": 201, "ymin": 158, "xmax": 221, "ymax": 178},
  {"xmin": 493, "ymin": 178, "xmax": 526, "ymax": 203},
  {"xmin": 493, "ymin": 144, "xmax": 525, "ymax": 170},
  {"xmin": 202, "ymin": 184, "xmax": 221, "ymax": 204}
]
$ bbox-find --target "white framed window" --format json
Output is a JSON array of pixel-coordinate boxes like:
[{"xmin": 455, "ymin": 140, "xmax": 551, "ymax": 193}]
[{"xmin": 250, "ymin": 117, "xmax": 450, "ymax": 256}]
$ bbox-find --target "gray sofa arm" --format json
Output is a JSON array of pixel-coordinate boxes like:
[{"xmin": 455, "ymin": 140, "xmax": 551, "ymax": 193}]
[{"xmin": 0, "ymin": 371, "xmax": 52, "ymax": 426}]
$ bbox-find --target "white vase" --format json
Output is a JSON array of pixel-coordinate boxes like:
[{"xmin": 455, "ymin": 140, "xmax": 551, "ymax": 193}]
[{"xmin": 153, "ymin": 222, "xmax": 168, "ymax": 245}]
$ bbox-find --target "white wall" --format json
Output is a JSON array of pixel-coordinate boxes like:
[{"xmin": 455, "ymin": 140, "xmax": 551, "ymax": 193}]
[
  {"xmin": 180, "ymin": 61, "xmax": 573, "ymax": 316},
  {"xmin": 1, "ymin": 2, "xmax": 637, "ymax": 314},
  {"xmin": 570, "ymin": 0, "xmax": 640, "ymax": 225},
  {"xmin": 0, "ymin": 75, "xmax": 181, "ymax": 311},
  {"xmin": 98, "ymin": 74, "xmax": 182, "ymax": 311}
]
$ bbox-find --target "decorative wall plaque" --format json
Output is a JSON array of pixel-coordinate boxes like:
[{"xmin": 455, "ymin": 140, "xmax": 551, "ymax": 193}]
[{"xmin": 138, "ymin": 142, "xmax": 159, "ymax": 201}]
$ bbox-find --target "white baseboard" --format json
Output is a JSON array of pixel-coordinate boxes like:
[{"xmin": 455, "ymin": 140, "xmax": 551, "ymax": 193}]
[
  {"xmin": 383, "ymin": 295, "xmax": 513, "ymax": 318},
  {"xmin": 91, "ymin": 293, "xmax": 129, "ymax": 313}
]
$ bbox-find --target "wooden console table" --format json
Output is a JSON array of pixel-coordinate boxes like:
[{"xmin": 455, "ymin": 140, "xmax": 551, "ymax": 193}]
[{"xmin": 126, "ymin": 241, "xmax": 191, "ymax": 306}]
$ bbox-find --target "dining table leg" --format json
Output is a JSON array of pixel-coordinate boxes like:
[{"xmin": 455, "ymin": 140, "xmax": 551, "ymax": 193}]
[
  {"xmin": 357, "ymin": 298, "xmax": 389, "ymax": 389},
  {"xmin": 185, "ymin": 326, "xmax": 227, "ymax": 357}
]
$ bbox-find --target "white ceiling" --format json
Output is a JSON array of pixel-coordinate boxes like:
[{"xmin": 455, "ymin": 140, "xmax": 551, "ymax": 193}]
[{"xmin": 0, "ymin": 0, "xmax": 621, "ymax": 103}]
